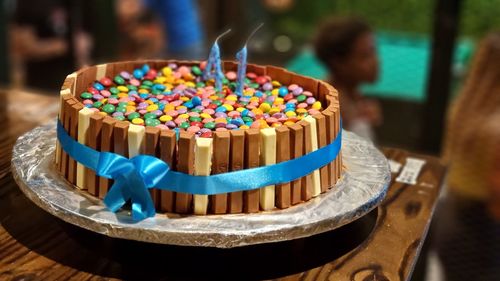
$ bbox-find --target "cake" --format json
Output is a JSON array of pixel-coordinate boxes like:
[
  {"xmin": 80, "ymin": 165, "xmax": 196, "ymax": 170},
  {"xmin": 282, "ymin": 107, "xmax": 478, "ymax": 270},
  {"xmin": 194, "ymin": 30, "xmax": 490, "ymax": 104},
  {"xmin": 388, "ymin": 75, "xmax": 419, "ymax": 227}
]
[{"xmin": 54, "ymin": 60, "xmax": 342, "ymax": 218}]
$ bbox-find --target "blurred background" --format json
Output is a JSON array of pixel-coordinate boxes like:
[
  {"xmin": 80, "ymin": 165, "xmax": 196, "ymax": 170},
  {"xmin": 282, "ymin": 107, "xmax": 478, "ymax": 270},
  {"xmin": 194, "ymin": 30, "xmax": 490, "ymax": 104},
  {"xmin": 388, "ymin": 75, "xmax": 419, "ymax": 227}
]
[{"xmin": 0, "ymin": 0, "xmax": 499, "ymax": 280}]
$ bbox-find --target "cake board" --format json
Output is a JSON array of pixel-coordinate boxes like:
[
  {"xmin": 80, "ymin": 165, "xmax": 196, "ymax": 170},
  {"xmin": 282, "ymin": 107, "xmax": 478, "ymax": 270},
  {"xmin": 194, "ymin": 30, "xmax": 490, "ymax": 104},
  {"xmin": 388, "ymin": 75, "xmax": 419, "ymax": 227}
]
[{"xmin": 11, "ymin": 122, "xmax": 391, "ymax": 248}]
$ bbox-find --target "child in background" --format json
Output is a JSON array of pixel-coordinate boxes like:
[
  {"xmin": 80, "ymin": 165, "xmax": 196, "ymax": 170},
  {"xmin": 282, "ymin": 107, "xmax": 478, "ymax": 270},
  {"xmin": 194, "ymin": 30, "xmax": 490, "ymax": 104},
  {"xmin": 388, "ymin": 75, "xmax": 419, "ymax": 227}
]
[
  {"xmin": 313, "ymin": 16, "xmax": 382, "ymax": 140},
  {"xmin": 435, "ymin": 31, "xmax": 500, "ymax": 281}
]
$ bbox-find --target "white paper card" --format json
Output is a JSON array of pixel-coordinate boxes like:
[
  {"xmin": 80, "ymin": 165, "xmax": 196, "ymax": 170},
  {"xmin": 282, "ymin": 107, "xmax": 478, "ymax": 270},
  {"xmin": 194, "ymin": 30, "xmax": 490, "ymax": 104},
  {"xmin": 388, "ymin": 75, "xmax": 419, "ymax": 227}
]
[{"xmin": 396, "ymin": 158, "xmax": 426, "ymax": 185}]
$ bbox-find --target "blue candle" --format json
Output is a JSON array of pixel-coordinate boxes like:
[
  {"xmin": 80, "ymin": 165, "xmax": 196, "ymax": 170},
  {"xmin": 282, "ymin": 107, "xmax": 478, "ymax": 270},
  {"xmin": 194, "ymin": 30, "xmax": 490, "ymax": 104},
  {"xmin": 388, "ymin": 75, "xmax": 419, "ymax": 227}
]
[
  {"xmin": 204, "ymin": 29, "xmax": 231, "ymax": 92},
  {"xmin": 235, "ymin": 46, "xmax": 247, "ymax": 96},
  {"xmin": 235, "ymin": 23, "xmax": 263, "ymax": 96}
]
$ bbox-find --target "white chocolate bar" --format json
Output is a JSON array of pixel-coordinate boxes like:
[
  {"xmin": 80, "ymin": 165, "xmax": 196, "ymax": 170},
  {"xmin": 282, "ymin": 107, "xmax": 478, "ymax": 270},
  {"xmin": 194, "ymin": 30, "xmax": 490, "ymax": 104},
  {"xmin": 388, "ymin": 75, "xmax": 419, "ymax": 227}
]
[
  {"xmin": 304, "ymin": 115, "xmax": 321, "ymax": 197},
  {"xmin": 194, "ymin": 137, "xmax": 213, "ymax": 215},
  {"xmin": 95, "ymin": 64, "xmax": 107, "ymax": 80},
  {"xmin": 259, "ymin": 127, "xmax": 276, "ymax": 210},
  {"xmin": 55, "ymin": 88, "xmax": 72, "ymax": 165},
  {"xmin": 128, "ymin": 124, "xmax": 145, "ymax": 157},
  {"xmin": 75, "ymin": 107, "xmax": 94, "ymax": 189}
]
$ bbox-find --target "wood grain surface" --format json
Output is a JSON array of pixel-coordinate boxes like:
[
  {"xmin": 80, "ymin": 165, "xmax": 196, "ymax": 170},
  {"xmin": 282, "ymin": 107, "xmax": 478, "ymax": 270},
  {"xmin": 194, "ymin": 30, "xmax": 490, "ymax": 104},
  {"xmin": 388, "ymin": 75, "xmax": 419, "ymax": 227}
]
[{"xmin": 0, "ymin": 90, "xmax": 446, "ymax": 280}]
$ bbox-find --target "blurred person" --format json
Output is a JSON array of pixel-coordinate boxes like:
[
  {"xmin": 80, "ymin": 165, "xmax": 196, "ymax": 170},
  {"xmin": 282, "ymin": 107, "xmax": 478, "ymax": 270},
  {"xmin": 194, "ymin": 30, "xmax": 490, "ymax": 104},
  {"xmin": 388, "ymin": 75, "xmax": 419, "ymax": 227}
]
[
  {"xmin": 144, "ymin": 0, "xmax": 204, "ymax": 59},
  {"xmin": 434, "ymin": 31, "xmax": 500, "ymax": 281},
  {"xmin": 10, "ymin": 0, "xmax": 90, "ymax": 92},
  {"xmin": 313, "ymin": 16, "xmax": 382, "ymax": 140},
  {"xmin": 115, "ymin": 0, "xmax": 164, "ymax": 59}
]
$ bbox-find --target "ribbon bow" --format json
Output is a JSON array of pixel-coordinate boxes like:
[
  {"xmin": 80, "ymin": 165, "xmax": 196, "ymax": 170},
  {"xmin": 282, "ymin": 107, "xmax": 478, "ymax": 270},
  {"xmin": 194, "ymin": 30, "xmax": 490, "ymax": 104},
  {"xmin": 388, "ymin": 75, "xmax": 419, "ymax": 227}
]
[{"xmin": 97, "ymin": 153, "xmax": 169, "ymax": 220}]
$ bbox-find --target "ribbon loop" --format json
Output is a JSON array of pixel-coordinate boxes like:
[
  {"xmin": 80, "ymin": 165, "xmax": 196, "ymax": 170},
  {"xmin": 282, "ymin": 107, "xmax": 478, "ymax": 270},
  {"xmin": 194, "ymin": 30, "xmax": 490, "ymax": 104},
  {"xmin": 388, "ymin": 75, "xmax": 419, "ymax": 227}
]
[{"xmin": 96, "ymin": 152, "xmax": 169, "ymax": 220}]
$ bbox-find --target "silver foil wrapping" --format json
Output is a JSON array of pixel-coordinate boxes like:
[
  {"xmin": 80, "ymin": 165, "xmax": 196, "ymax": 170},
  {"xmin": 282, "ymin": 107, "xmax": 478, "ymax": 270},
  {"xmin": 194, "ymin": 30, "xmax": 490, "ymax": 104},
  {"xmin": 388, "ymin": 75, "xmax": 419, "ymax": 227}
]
[{"xmin": 12, "ymin": 122, "xmax": 390, "ymax": 248}]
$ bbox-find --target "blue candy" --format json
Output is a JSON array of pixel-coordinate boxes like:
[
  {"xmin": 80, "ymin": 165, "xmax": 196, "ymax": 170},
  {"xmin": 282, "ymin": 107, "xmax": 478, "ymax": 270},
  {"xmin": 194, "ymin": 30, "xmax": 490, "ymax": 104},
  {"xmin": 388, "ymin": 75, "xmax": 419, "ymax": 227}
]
[{"xmin": 133, "ymin": 69, "xmax": 144, "ymax": 79}]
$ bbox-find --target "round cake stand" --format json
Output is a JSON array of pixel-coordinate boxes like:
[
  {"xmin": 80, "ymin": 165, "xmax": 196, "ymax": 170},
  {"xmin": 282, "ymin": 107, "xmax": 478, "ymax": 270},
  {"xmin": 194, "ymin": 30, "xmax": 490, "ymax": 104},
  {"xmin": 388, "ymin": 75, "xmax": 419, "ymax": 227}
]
[{"xmin": 11, "ymin": 122, "xmax": 391, "ymax": 248}]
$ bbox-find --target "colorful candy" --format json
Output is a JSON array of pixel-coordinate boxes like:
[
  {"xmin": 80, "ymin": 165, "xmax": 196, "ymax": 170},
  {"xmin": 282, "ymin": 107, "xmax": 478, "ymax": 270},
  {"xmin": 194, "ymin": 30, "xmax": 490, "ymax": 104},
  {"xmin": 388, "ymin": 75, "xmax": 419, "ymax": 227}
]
[{"xmin": 78, "ymin": 63, "xmax": 323, "ymax": 137}]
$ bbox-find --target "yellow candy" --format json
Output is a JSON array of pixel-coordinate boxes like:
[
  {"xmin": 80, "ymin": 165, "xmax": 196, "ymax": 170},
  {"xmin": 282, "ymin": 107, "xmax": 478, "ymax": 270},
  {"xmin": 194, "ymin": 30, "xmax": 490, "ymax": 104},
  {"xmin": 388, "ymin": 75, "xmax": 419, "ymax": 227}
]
[
  {"xmin": 243, "ymin": 90, "xmax": 254, "ymax": 96},
  {"xmin": 259, "ymin": 103, "xmax": 271, "ymax": 112},
  {"xmin": 154, "ymin": 77, "xmax": 166, "ymax": 84},
  {"xmin": 180, "ymin": 96, "xmax": 190, "ymax": 101},
  {"xmin": 209, "ymin": 95, "xmax": 218, "ymax": 100},
  {"xmin": 131, "ymin": 118, "xmax": 144, "ymax": 125},
  {"xmin": 274, "ymin": 97, "xmax": 284, "ymax": 105},
  {"xmin": 226, "ymin": 95, "xmax": 238, "ymax": 101},
  {"xmin": 296, "ymin": 108, "xmax": 307, "ymax": 114},
  {"xmin": 271, "ymin": 89, "xmax": 279, "ymax": 96},
  {"xmin": 252, "ymin": 108, "xmax": 264, "ymax": 115},
  {"xmin": 138, "ymin": 89, "xmax": 149, "ymax": 94},
  {"xmin": 146, "ymin": 104, "xmax": 159, "ymax": 112},
  {"xmin": 272, "ymin": 123, "xmax": 282, "ymax": 128},
  {"xmin": 312, "ymin": 101, "xmax": 322, "ymax": 110},
  {"xmin": 178, "ymin": 113, "xmax": 189, "ymax": 119},
  {"xmin": 176, "ymin": 105, "xmax": 187, "ymax": 110},
  {"xmin": 249, "ymin": 97, "xmax": 260, "ymax": 103},
  {"xmin": 285, "ymin": 111, "xmax": 297, "ymax": 117},
  {"xmin": 117, "ymin": 93, "xmax": 128, "ymax": 98},
  {"xmin": 101, "ymin": 98, "xmax": 108, "ymax": 104},
  {"xmin": 236, "ymin": 107, "xmax": 245, "ymax": 113},
  {"xmin": 223, "ymin": 104, "xmax": 234, "ymax": 111},
  {"xmin": 239, "ymin": 125, "xmax": 249, "ymax": 129},
  {"xmin": 117, "ymin": 85, "xmax": 129, "ymax": 92},
  {"xmin": 200, "ymin": 113, "xmax": 211, "ymax": 119},
  {"xmin": 284, "ymin": 121, "xmax": 296, "ymax": 126},
  {"xmin": 271, "ymin": 80, "xmax": 281, "ymax": 87},
  {"xmin": 269, "ymin": 107, "xmax": 280, "ymax": 115},
  {"xmin": 145, "ymin": 99, "xmax": 154, "ymax": 105},
  {"xmin": 98, "ymin": 111, "xmax": 108, "ymax": 117},
  {"xmin": 215, "ymin": 117, "xmax": 227, "ymax": 124},
  {"xmin": 185, "ymin": 81, "xmax": 196, "ymax": 88},
  {"xmin": 159, "ymin": 115, "xmax": 172, "ymax": 122},
  {"xmin": 165, "ymin": 77, "xmax": 175, "ymax": 83},
  {"xmin": 126, "ymin": 105, "xmax": 136, "ymax": 112},
  {"xmin": 162, "ymin": 67, "xmax": 172, "ymax": 76},
  {"xmin": 163, "ymin": 105, "xmax": 175, "ymax": 112},
  {"xmin": 259, "ymin": 120, "xmax": 269, "ymax": 129}
]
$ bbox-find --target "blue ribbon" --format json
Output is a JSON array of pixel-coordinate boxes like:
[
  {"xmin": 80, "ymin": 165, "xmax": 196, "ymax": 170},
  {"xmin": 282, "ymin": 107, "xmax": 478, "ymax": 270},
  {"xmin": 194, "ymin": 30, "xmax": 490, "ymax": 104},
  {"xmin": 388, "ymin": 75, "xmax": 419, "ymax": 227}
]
[{"xmin": 57, "ymin": 120, "xmax": 342, "ymax": 220}]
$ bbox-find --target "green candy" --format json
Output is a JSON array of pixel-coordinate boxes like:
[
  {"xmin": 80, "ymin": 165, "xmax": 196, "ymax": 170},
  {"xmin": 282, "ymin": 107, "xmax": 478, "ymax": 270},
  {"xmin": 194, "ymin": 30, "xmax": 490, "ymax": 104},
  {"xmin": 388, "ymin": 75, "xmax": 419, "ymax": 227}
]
[
  {"xmin": 80, "ymin": 92, "xmax": 93, "ymax": 99},
  {"xmin": 191, "ymin": 66, "xmax": 202, "ymax": 76},
  {"xmin": 139, "ymin": 85, "xmax": 151, "ymax": 90},
  {"xmin": 212, "ymin": 100, "xmax": 222, "ymax": 106},
  {"xmin": 297, "ymin": 94, "xmax": 307, "ymax": 102},
  {"xmin": 196, "ymin": 82, "xmax": 205, "ymax": 88},
  {"xmin": 116, "ymin": 106, "xmax": 127, "ymax": 113},
  {"xmin": 151, "ymin": 89, "xmax": 162, "ymax": 95},
  {"xmin": 114, "ymin": 75, "xmax": 125, "ymax": 85},
  {"xmin": 144, "ymin": 113, "xmax": 157, "ymax": 119},
  {"xmin": 249, "ymin": 83, "xmax": 259, "ymax": 89},
  {"xmin": 179, "ymin": 122, "xmax": 189, "ymax": 129},
  {"xmin": 222, "ymin": 78, "xmax": 229, "ymax": 85},
  {"xmin": 145, "ymin": 118, "xmax": 160, "ymax": 127},
  {"xmin": 109, "ymin": 87, "xmax": 120, "ymax": 95},
  {"xmin": 93, "ymin": 101, "xmax": 103, "ymax": 108},
  {"xmin": 189, "ymin": 116, "xmax": 202, "ymax": 122},
  {"xmin": 190, "ymin": 108, "xmax": 202, "ymax": 113},
  {"xmin": 142, "ymin": 80, "xmax": 153, "ymax": 87},
  {"xmin": 102, "ymin": 104, "xmax": 116, "ymax": 114},
  {"xmin": 204, "ymin": 122, "xmax": 216, "ymax": 129},
  {"xmin": 127, "ymin": 112, "xmax": 140, "ymax": 121},
  {"xmin": 242, "ymin": 117, "xmax": 253, "ymax": 123},
  {"xmin": 127, "ymin": 85, "xmax": 137, "ymax": 91},
  {"xmin": 118, "ymin": 102, "xmax": 128, "ymax": 107},
  {"xmin": 114, "ymin": 115, "xmax": 125, "ymax": 121}
]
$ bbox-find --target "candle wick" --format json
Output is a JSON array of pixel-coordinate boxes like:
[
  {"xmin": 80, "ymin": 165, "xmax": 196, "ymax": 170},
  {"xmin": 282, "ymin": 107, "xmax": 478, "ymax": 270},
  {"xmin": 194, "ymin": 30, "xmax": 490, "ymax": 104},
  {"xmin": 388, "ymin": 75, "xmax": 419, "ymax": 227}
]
[
  {"xmin": 215, "ymin": 28, "xmax": 232, "ymax": 43},
  {"xmin": 244, "ymin": 23, "xmax": 264, "ymax": 46}
]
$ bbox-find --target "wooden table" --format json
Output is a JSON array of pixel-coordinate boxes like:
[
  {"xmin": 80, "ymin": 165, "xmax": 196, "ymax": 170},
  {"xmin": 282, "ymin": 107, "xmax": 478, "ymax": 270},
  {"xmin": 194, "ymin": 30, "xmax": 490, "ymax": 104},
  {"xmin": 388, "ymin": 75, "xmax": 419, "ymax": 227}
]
[{"xmin": 0, "ymin": 90, "xmax": 446, "ymax": 281}]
